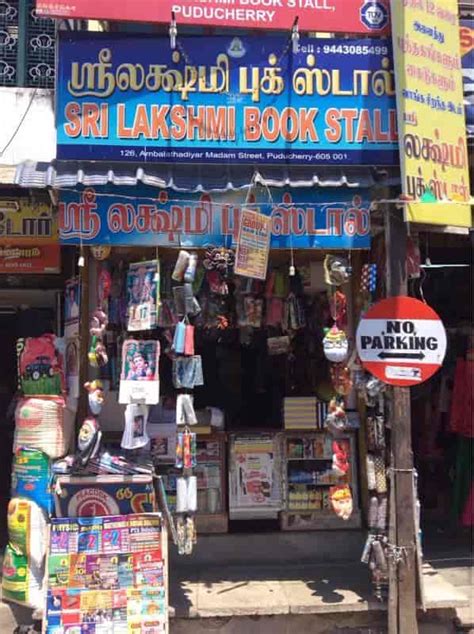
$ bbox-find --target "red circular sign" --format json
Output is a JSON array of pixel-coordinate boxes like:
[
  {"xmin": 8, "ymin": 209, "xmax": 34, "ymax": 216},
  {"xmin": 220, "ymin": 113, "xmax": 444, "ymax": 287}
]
[{"xmin": 356, "ymin": 296, "xmax": 447, "ymax": 386}]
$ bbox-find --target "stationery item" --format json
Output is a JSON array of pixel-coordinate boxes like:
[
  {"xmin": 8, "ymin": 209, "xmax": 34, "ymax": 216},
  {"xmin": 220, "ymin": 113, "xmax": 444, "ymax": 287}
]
[
  {"xmin": 183, "ymin": 283, "xmax": 195, "ymax": 315},
  {"xmin": 119, "ymin": 339, "xmax": 160, "ymax": 405},
  {"xmin": 176, "ymin": 394, "xmax": 198, "ymax": 427},
  {"xmin": 172, "ymin": 355, "xmax": 204, "ymax": 389},
  {"xmin": 176, "ymin": 477, "xmax": 188, "ymax": 513},
  {"xmin": 176, "ymin": 476, "xmax": 198, "ymax": 514},
  {"xmin": 172, "ymin": 250, "xmax": 190, "ymax": 282},
  {"xmin": 172, "ymin": 321, "xmax": 186, "ymax": 354},
  {"xmin": 377, "ymin": 496, "xmax": 388, "ymax": 531},
  {"xmin": 374, "ymin": 456, "xmax": 387, "ymax": 494},
  {"xmin": 368, "ymin": 496, "xmax": 379, "ymax": 529},
  {"xmin": 184, "ymin": 324, "xmax": 195, "ymax": 356},
  {"xmin": 360, "ymin": 263, "xmax": 377, "ymax": 294},
  {"xmin": 176, "ymin": 431, "xmax": 197, "ymax": 469},
  {"xmin": 126, "ymin": 260, "xmax": 160, "ymax": 331},
  {"xmin": 366, "ymin": 455, "xmax": 376, "ymax": 490},
  {"xmin": 267, "ymin": 336, "xmax": 290, "ymax": 356},
  {"xmin": 184, "ymin": 254, "xmax": 198, "ymax": 283},
  {"xmin": 173, "ymin": 286, "xmax": 186, "ymax": 316},
  {"xmin": 283, "ymin": 397, "xmax": 317, "ymax": 430},
  {"xmin": 121, "ymin": 403, "xmax": 150, "ymax": 450}
]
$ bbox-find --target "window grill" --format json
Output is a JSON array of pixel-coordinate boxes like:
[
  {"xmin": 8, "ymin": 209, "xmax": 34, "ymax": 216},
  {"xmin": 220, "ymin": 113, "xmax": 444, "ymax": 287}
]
[{"xmin": 0, "ymin": 0, "xmax": 56, "ymax": 88}]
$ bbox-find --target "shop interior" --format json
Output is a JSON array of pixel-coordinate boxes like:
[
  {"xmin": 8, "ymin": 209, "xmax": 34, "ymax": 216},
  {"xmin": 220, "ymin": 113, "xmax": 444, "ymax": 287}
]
[{"xmin": 91, "ymin": 246, "xmax": 367, "ymax": 534}]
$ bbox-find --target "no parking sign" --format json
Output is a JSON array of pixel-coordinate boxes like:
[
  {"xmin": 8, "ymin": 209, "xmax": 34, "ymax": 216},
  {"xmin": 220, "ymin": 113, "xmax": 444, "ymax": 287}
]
[{"xmin": 356, "ymin": 296, "xmax": 447, "ymax": 387}]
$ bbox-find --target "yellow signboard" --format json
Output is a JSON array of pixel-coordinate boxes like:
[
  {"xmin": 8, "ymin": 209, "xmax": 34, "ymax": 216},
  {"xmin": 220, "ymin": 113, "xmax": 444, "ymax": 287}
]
[
  {"xmin": 0, "ymin": 198, "xmax": 57, "ymax": 244},
  {"xmin": 391, "ymin": 0, "xmax": 471, "ymax": 227}
]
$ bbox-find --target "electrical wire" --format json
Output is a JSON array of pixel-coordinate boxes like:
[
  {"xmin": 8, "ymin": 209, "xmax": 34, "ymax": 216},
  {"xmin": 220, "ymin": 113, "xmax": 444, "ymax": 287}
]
[{"xmin": 0, "ymin": 88, "xmax": 38, "ymax": 157}]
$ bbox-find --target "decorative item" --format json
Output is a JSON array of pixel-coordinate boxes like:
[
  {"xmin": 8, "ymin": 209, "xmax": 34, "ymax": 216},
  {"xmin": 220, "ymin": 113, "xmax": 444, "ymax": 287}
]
[
  {"xmin": 91, "ymin": 245, "xmax": 111, "ymax": 261},
  {"xmin": 332, "ymin": 440, "xmax": 350, "ymax": 476},
  {"xmin": 84, "ymin": 380, "xmax": 105, "ymax": 415},
  {"xmin": 324, "ymin": 255, "xmax": 351, "ymax": 286},
  {"xmin": 325, "ymin": 397, "xmax": 348, "ymax": 436},
  {"xmin": 323, "ymin": 325, "xmax": 349, "ymax": 363},
  {"xmin": 126, "ymin": 260, "xmax": 160, "ymax": 331},
  {"xmin": 119, "ymin": 339, "xmax": 160, "ymax": 405},
  {"xmin": 88, "ymin": 309, "xmax": 108, "ymax": 368},
  {"xmin": 74, "ymin": 417, "xmax": 102, "ymax": 468},
  {"xmin": 330, "ymin": 363, "xmax": 353, "ymax": 396},
  {"xmin": 329, "ymin": 485, "xmax": 353, "ymax": 520}
]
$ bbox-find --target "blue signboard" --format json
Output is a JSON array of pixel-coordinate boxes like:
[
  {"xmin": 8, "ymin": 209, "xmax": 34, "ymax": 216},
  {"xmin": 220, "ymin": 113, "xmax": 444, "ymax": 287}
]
[
  {"xmin": 59, "ymin": 186, "xmax": 371, "ymax": 249},
  {"xmin": 57, "ymin": 33, "xmax": 398, "ymax": 165}
]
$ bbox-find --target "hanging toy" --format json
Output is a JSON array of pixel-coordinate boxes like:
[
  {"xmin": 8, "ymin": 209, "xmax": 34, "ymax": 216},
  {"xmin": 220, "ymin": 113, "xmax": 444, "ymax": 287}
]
[
  {"xmin": 88, "ymin": 309, "xmax": 108, "ymax": 367},
  {"xmin": 364, "ymin": 376, "xmax": 386, "ymax": 408},
  {"xmin": 329, "ymin": 290, "xmax": 348, "ymax": 327},
  {"xmin": 330, "ymin": 363, "xmax": 353, "ymax": 396},
  {"xmin": 74, "ymin": 417, "xmax": 102, "ymax": 469},
  {"xmin": 329, "ymin": 484, "xmax": 353, "ymax": 520},
  {"xmin": 97, "ymin": 267, "xmax": 112, "ymax": 306},
  {"xmin": 323, "ymin": 325, "xmax": 349, "ymax": 363},
  {"xmin": 360, "ymin": 263, "xmax": 377, "ymax": 294},
  {"xmin": 91, "ymin": 245, "xmax": 111, "ymax": 261},
  {"xmin": 332, "ymin": 440, "xmax": 350, "ymax": 476},
  {"xmin": 84, "ymin": 380, "xmax": 105, "ymax": 415},
  {"xmin": 324, "ymin": 255, "xmax": 351, "ymax": 286},
  {"xmin": 325, "ymin": 397, "xmax": 348, "ymax": 436}
]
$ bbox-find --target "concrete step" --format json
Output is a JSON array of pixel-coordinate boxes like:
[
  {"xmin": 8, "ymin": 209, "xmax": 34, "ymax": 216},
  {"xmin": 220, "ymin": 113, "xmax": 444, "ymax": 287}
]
[{"xmin": 170, "ymin": 529, "xmax": 366, "ymax": 569}]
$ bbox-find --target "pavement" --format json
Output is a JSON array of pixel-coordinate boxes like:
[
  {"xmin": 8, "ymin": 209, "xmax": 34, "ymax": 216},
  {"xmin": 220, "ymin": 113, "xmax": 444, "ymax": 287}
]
[{"xmin": 170, "ymin": 560, "xmax": 468, "ymax": 620}]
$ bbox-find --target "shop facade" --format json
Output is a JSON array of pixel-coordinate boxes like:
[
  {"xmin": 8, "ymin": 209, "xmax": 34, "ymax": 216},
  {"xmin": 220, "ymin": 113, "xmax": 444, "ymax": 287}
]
[{"xmin": 1, "ymin": 1, "xmax": 472, "ymax": 632}]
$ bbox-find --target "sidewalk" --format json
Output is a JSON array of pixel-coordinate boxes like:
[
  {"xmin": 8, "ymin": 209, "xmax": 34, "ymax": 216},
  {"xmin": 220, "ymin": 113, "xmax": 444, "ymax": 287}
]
[{"xmin": 169, "ymin": 560, "xmax": 468, "ymax": 633}]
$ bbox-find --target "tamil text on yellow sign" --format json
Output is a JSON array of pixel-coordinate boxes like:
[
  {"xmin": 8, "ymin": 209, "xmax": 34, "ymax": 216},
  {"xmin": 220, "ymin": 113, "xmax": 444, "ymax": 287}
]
[
  {"xmin": 391, "ymin": 0, "xmax": 471, "ymax": 227},
  {"xmin": 0, "ymin": 198, "xmax": 57, "ymax": 244}
]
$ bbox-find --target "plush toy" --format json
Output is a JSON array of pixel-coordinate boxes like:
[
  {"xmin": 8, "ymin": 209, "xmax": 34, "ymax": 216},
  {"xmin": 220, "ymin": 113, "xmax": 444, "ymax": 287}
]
[
  {"xmin": 323, "ymin": 325, "xmax": 349, "ymax": 363},
  {"xmin": 84, "ymin": 380, "xmax": 105, "ymax": 415},
  {"xmin": 329, "ymin": 484, "xmax": 353, "ymax": 520}
]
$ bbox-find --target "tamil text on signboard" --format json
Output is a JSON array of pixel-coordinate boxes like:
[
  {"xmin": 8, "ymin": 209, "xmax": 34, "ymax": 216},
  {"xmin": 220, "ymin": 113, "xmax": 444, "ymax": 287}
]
[
  {"xmin": 391, "ymin": 0, "xmax": 471, "ymax": 227},
  {"xmin": 57, "ymin": 34, "xmax": 398, "ymax": 165},
  {"xmin": 59, "ymin": 187, "xmax": 372, "ymax": 249}
]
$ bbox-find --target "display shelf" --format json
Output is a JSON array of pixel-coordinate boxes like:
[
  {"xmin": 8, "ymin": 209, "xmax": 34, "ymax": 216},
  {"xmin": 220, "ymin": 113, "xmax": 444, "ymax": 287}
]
[{"xmin": 281, "ymin": 430, "xmax": 361, "ymax": 531}]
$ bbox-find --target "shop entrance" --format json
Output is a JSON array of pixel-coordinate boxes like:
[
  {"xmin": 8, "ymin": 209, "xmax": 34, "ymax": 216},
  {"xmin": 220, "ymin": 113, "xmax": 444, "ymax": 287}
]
[{"xmin": 0, "ymin": 291, "xmax": 57, "ymax": 546}]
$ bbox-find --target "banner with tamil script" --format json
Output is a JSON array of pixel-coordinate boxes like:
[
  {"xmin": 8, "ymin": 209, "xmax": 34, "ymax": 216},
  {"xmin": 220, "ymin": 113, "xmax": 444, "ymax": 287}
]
[
  {"xmin": 59, "ymin": 186, "xmax": 371, "ymax": 249},
  {"xmin": 0, "ymin": 197, "xmax": 57, "ymax": 244},
  {"xmin": 38, "ymin": 0, "xmax": 390, "ymax": 34},
  {"xmin": 391, "ymin": 0, "xmax": 471, "ymax": 227},
  {"xmin": 460, "ymin": 20, "xmax": 474, "ymax": 138},
  {"xmin": 57, "ymin": 33, "xmax": 398, "ymax": 166}
]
